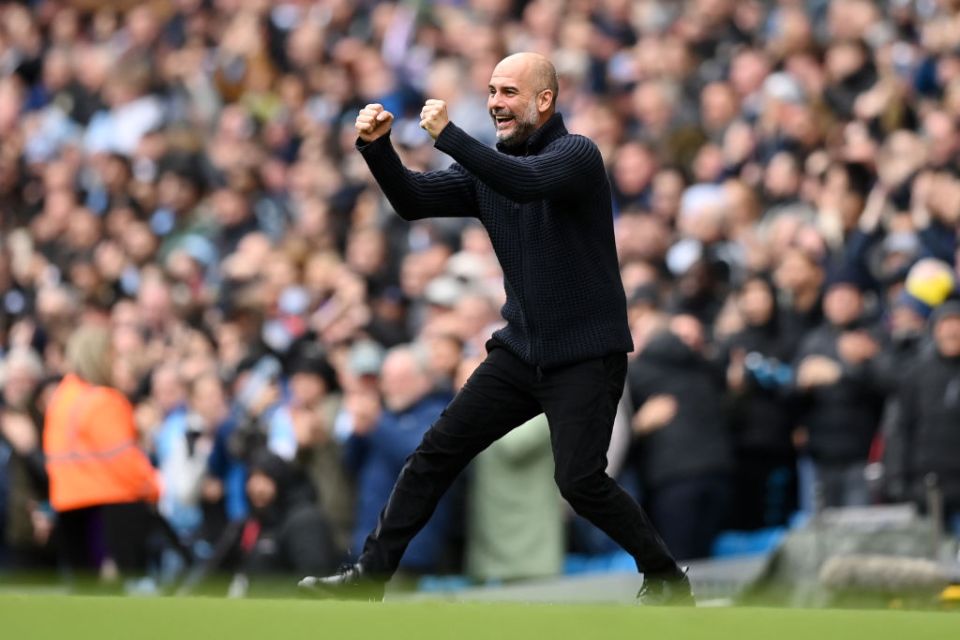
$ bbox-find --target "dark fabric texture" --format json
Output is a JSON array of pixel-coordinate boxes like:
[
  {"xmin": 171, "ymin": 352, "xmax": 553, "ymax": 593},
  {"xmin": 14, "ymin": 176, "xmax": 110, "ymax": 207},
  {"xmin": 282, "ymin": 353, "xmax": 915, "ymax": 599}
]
[
  {"xmin": 357, "ymin": 114, "xmax": 634, "ymax": 368},
  {"xmin": 793, "ymin": 324, "xmax": 885, "ymax": 463},
  {"xmin": 812, "ymin": 461, "xmax": 870, "ymax": 508},
  {"xmin": 627, "ymin": 331, "xmax": 735, "ymax": 489},
  {"xmin": 722, "ymin": 323, "xmax": 797, "ymax": 457},
  {"xmin": 100, "ymin": 502, "xmax": 155, "ymax": 573},
  {"xmin": 894, "ymin": 350, "xmax": 960, "ymax": 505},
  {"xmin": 345, "ymin": 391, "xmax": 457, "ymax": 573},
  {"xmin": 358, "ymin": 341, "xmax": 679, "ymax": 579},
  {"xmin": 242, "ymin": 505, "xmax": 339, "ymax": 576},
  {"xmin": 729, "ymin": 450, "xmax": 797, "ymax": 530},
  {"xmin": 721, "ymin": 307, "xmax": 798, "ymax": 528},
  {"xmin": 778, "ymin": 298, "xmax": 823, "ymax": 363},
  {"xmin": 55, "ymin": 502, "xmax": 154, "ymax": 574},
  {"xmin": 55, "ymin": 506, "xmax": 106, "ymax": 571},
  {"xmin": 647, "ymin": 473, "xmax": 733, "ymax": 561}
]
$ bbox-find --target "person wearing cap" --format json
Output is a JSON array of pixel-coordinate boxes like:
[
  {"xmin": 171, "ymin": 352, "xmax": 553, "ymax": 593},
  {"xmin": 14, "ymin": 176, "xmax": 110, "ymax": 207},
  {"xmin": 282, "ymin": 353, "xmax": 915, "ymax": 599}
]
[
  {"xmin": 884, "ymin": 299, "xmax": 960, "ymax": 534},
  {"xmin": 343, "ymin": 339, "xmax": 386, "ymax": 392},
  {"xmin": 300, "ymin": 52, "xmax": 691, "ymax": 605}
]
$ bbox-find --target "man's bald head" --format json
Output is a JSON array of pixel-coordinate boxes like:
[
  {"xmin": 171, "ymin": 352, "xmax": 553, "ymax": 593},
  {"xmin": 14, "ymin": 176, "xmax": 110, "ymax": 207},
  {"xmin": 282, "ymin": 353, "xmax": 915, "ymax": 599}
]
[
  {"xmin": 495, "ymin": 52, "xmax": 559, "ymax": 108},
  {"xmin": 488, "ymin": 52, "xmax": 559, "ymax": 145}
]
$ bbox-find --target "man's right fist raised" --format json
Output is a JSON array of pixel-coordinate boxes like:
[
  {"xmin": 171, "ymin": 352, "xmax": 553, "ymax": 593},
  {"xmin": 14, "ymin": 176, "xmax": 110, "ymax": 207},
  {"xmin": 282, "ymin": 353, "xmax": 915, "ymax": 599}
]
[{"xmin": 355, "ymin": 103, "xmax": 394, "ymax": 142}]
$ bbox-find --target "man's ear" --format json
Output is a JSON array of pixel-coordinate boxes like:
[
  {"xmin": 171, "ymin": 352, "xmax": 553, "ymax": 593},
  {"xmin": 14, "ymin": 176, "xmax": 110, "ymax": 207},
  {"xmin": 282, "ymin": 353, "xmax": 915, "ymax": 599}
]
[{"xmin": 537, "ymin": 89, "xmax": 554, "ymax": 114}]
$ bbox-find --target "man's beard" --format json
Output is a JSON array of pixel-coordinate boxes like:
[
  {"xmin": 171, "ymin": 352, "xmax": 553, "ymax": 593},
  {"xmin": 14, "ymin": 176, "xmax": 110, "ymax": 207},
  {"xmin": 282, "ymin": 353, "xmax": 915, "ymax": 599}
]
[{"xmin": 491, "ymin": 99, "xmax": 540, "ymax": 146}]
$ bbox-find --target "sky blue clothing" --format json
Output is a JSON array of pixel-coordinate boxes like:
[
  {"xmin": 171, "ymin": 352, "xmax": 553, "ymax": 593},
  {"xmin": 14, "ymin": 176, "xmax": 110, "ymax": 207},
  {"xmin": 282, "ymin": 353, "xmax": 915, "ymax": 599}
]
[
  {"xmin": 207, "ymin": 408, "xmax": 249, "ymax": 522},
  {"xmin": 153, "ymin": 407, "xmax": 203, "ymax": 536},
  {"xmin": 346, "ymin": 391, "xmax": 454, "ymax": 572},
  {"xmin": 265, "ymin": 406, "xmax": 299, "ymax": 462},
  {"xmin": 152, "ymin": 407, "xmax": 188, "ymax": 462}
]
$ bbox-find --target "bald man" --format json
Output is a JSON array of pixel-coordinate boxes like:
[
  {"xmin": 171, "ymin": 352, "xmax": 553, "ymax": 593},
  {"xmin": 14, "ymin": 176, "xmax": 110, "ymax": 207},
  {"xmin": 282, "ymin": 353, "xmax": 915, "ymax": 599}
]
[{"xmin": 300, "ymin": 53, "xmax": 693, "ymax": 605}]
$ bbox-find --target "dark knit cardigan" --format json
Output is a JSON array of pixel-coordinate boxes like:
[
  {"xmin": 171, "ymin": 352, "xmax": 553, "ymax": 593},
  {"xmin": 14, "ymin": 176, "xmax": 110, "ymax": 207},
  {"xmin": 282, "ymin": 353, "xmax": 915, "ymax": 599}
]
[{"xmin": 357, "ymin": 113, "xmax": 633, "ymax": 368}]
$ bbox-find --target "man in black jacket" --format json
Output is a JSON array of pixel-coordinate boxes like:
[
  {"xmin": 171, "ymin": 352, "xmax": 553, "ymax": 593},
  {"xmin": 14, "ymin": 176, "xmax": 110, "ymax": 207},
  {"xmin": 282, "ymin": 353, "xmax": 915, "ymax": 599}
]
[
  {"xmin": 888, "ymin": 300, "xmax": 960, "ymax": 534},
  {"xmin": 629, "ymin": 314, "xmax": 734, "ymax": 560},
  {"xmin": 300, "ymin": 52, "xmax": 690, "ymax": 604},
  {"xmin": 793, "ymin": 272, "xmax": 885, "ymax": 508}
]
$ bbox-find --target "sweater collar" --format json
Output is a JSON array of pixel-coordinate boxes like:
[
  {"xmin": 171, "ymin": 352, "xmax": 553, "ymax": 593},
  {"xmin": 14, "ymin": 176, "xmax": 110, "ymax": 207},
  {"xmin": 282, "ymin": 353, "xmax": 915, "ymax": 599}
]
[{"xmin": 496, "ymin": 113, "xmax": 567, "ymax": 156}]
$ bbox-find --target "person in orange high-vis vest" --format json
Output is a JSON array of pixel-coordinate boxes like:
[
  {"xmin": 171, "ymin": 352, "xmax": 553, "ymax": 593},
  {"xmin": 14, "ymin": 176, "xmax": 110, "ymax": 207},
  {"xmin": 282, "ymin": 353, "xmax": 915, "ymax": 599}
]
[{"xmin": 44, "ymin": 323, "xmax": 161, "ymax": 576}]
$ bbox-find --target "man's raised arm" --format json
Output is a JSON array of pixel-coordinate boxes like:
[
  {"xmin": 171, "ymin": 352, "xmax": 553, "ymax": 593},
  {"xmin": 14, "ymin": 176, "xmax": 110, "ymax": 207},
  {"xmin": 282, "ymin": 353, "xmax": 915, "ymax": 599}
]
[
  {"xmin": 355, "ymin": 103, "xmax": 478, "ymax": 221},
  {"xmin": 419, "ymin": 99, "xmax": 604, "ymax": 204}
]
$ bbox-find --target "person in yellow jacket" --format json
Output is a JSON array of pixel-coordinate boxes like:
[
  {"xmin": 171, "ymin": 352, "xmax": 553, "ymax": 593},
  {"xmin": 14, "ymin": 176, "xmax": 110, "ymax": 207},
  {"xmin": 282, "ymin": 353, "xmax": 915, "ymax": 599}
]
[{"xmin": 44, "ymin": 322, "xmax": 161, "ymax": 577}]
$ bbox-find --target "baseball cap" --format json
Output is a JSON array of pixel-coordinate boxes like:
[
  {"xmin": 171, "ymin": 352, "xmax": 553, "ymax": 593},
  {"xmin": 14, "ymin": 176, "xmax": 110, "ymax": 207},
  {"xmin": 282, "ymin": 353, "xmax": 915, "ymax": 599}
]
[{"xmin": 348, "ymin": 339, "xmax": 386, "ymax": 377}]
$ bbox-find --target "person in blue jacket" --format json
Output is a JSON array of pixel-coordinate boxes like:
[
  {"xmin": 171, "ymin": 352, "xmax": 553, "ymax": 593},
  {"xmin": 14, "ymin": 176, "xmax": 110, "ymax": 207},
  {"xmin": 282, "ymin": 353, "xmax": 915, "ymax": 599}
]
[{"xmin": 344, "ymin": 345, "xmax": 454, "ymax": 575}]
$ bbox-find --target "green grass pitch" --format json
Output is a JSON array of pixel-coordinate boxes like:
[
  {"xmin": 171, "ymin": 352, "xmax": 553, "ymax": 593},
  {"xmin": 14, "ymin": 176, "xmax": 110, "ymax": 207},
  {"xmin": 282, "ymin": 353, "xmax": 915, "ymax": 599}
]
[{"xmin": 0, "ymin": 595, "xmax": 957, "ymax": 640}]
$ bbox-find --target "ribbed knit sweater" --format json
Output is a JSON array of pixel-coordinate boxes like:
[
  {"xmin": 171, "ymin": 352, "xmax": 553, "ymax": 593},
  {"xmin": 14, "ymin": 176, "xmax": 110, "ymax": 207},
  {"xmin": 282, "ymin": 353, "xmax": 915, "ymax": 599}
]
[{"xmin": 357, "ymin": 113, "xmax": 633, "ymax": 368}]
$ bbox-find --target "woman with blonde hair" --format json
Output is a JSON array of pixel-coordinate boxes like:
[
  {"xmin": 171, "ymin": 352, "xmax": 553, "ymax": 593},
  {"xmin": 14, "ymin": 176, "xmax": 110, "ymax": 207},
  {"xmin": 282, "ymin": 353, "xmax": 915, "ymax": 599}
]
[{"xmin": 43, "ymin": 322, "xmax": 160, "ymax": 579}]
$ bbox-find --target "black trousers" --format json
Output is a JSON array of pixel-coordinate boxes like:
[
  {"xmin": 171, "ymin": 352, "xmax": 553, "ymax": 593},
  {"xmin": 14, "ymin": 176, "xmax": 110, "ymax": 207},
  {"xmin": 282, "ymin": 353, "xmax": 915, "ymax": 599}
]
[
  {"xmin": 359, "ymin": 341, "xmax": 679, "ymax": 579},
  {"xmin": 57, "ymin": 502, "xmax": 154, "ymax": 574},
  {"xmin": 648, "ymin": 473, "xmax": 733, "ymax": 561}
]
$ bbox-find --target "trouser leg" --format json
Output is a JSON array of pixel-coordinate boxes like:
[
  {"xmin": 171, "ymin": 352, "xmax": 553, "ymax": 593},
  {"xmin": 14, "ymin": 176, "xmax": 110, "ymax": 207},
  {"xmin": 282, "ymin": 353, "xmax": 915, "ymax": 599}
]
[
  {"xmin": 539, "ymin": 353, "xmax": 680, "ymax": 576},
  {"xmin": 101, "ymin": 502, "xmax": 153, "ymax": 574},
  {"xmin": 359, "ymin": 345, "xmax": 540, "ymax": 577},
  {"xmin": 56, "ymin": 506, "xmax": 104, "ymax": 573}
]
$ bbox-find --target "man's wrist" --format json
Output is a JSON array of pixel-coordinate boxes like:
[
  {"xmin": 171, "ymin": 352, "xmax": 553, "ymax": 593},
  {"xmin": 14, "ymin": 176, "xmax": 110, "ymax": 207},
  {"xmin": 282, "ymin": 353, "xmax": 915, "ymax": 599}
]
[
  {"xmin": 433, "ymin": 121, "xmax": 461, "ymax": 151},
  {"xmin": 357, "ymin": 130, "xmax": 392, "ymax": 150}
]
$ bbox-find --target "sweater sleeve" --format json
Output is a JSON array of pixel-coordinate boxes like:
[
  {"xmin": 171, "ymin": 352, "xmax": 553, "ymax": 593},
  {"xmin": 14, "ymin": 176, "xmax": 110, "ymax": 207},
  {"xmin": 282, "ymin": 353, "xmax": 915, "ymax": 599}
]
[
  {"xmin": 433, "ymin": 122, "xmax": 605, "ymax": 203},
  {"xmin": 357, "ymin": 133, "xmax": 479, "ymax": 221}
]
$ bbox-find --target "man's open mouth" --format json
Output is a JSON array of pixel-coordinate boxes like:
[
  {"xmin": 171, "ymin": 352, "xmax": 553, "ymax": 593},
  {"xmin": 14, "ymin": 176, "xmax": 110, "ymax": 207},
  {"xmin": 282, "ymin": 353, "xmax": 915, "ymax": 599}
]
[{"xmin": 494, "ymin": 114, "xmax": 515, "ymax": 127}]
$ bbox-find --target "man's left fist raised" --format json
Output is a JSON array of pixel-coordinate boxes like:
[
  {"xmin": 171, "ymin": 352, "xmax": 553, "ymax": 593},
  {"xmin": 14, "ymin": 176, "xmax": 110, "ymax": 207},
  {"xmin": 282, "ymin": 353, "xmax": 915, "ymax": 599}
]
[{"xmin": 419, "ymin": 99, "xmax": 450, "ymax": 140}]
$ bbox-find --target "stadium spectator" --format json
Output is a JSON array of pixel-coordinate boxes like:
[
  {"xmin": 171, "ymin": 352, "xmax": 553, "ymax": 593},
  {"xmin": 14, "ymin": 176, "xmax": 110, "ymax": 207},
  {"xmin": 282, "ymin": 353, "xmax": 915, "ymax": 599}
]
[
  {"xmin": 0, "ymin": 347, "xmax": 54, "ymax": 570},
  {"xmin": 722, "ymin": 274, "xmax": 799, "ymax": 530},
  {"xmin": 628, "ymin": 314, "xmax": 735, "ymax": 561},
  {"xmin": 43, "ymin": 323, "xmax": 161, "ymax": 578},
  {"xmin": 197, "ymin": 450, "xmax": 338, "ymax": 595},
  {"xmin": 793, "ymin": 270, "xmax": 885, "ymax": 508},
  {"xmin": 886, "ymin": 300, "xmax": 960, "ymax": 535},
  {"xmin": 456, "ymin": 349, "xmax": 563, "ymax": 583},
  {"xmin": 272, "ymin": 342, "xmax": 354, "ymax": 552},
  {"xmin": 155, "ymin": 371, "xmax": 228, "ymax": 546},
  {"xmin": 344, "ymin": 345, "xmax": 455, "ymax": 575}
]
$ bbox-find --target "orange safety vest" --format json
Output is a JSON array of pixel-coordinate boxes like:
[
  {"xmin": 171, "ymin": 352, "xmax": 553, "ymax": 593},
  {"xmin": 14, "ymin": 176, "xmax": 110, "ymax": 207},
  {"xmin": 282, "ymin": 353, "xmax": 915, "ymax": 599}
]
[{"xmin": 44, "ymin": 374, "xmax": 161, "ymax": 512}]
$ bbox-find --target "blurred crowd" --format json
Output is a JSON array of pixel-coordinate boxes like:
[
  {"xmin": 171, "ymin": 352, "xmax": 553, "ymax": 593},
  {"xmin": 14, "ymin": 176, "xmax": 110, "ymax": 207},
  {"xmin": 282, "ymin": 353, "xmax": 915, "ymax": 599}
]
[{"xmin": 1, "ymin": 0, "xmax": 960, "ymax": 592}]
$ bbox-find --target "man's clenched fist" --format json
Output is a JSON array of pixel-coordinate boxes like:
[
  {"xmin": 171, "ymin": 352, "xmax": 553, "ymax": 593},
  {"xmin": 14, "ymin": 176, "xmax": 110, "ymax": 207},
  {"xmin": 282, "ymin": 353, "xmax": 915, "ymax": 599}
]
[
  {"xmin": 356, "ymin": 103, "xmax": 394, "ymax": 142},
  {"xmin": 419, "ymin": 99, "xmax": 450, "ymax": 140}
]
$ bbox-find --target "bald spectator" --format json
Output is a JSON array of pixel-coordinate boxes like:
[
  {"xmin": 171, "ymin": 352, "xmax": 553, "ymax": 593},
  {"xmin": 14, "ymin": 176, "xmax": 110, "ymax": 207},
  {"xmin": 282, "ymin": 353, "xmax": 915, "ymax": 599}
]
[{"xmin": 344, "ymin": 346, "xmax": 455, "ymax": 575}]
